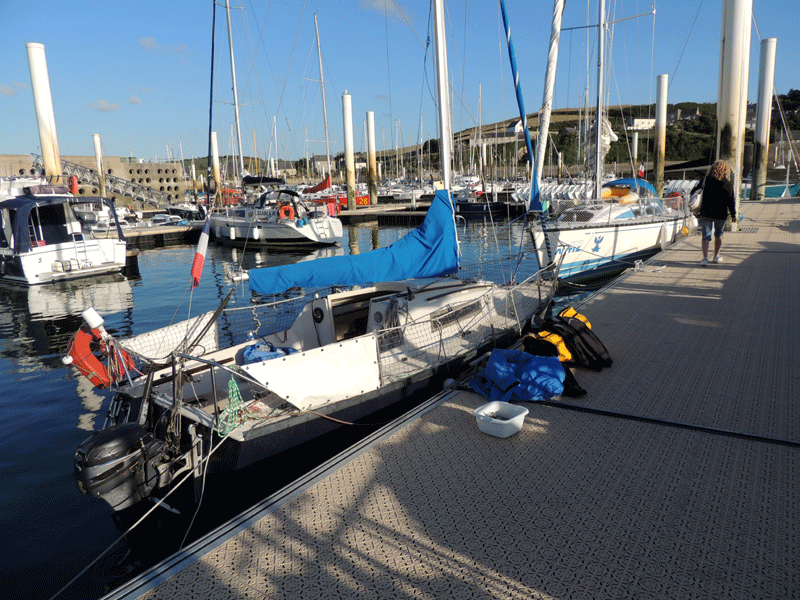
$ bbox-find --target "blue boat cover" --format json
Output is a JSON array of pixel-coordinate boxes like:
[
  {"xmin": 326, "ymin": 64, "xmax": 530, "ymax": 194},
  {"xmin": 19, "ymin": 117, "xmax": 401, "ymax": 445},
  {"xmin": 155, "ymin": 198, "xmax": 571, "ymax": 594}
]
[
  {"xmin": 248, "ymin": 189, "xmax": 459, "ymax": 296},
  {"xmin": 470, "ymin": 348, "xmax": 565, "ymax": 403},
  {"xmin": 604, "ymin": 177, "xmax": 657, "ymax": 197}
]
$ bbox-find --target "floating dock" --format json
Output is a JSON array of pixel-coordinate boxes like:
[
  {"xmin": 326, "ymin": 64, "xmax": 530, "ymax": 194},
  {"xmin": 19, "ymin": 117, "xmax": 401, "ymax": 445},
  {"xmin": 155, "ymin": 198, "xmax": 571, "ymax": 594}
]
[{"xmin": 107, "ymin": 197, "xmax": 798, "ymax": 600}]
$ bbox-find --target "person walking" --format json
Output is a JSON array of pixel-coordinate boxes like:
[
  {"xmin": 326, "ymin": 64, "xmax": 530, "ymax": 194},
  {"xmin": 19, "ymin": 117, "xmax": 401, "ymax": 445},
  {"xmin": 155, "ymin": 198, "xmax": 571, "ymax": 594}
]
[{"xmin": 692, "ymin": 160, "xmax": 736, "ymax": 266}]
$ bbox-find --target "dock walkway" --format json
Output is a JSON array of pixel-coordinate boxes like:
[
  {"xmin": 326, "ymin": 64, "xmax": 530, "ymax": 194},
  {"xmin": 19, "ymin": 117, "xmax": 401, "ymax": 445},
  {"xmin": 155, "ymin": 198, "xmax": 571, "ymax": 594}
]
[{"xmin": 114, "ymin": 197, "xmax": 798, "ymax": 599}]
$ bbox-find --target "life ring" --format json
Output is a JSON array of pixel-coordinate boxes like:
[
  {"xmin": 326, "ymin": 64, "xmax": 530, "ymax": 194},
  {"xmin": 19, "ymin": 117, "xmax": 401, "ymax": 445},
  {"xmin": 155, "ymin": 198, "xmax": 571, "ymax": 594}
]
[
  {"xmin": 68, "ymin": 175, "xmax": 79, "ymax": 195},
  {"xmin": 279, "ymin": 205, "xmax": 295, "ymax": 220},
  {"xmin": 66, "ymin": 326, "xmax": 135, "ymax": 389}
]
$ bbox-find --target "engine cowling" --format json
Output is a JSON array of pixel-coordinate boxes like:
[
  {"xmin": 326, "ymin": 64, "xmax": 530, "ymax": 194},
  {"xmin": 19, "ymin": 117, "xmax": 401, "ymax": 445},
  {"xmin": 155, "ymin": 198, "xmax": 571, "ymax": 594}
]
[{"xmin": 74, "ymin": 422, "xmax": 165, "ymax": 511}]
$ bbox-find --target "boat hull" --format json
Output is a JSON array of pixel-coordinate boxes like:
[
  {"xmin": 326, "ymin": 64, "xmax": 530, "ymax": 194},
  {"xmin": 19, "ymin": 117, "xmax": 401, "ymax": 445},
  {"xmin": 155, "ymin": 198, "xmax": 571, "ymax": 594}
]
[
  {"xmin": 210, "ymin": 215, "xmax": 343, "ymax": 247},
  {"xmin": 530, "ymin": 216, "xmax": 683, "ymax": 283},
  {"xmin": 0, "ymin": 229, "xmax": 127, "ymax": 284}
]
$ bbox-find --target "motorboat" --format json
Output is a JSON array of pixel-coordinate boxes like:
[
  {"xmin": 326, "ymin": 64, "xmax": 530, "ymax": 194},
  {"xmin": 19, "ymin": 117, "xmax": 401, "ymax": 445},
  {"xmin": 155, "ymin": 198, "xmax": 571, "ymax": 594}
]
[
  {"xmin": 454, "ymin": 188, "xmax": 507, "ymax": 218},
  {"xmin": 210, "ymin": 188, "xmax": 343, "ymax": 247},
  {"xmin": 0, "ymin": 182, "xmax": 128, "ymax": 284},
  {"xmin": 65, "ymin": 190, "xmax": 561, "ymax": 512}
]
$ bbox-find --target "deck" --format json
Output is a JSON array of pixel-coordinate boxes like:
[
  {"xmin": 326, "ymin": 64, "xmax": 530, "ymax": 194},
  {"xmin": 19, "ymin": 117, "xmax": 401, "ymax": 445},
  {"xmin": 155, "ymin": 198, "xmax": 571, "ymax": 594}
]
[{"xmin": 108, "ymin": 196, "xmax": 798, "ymax": 599}]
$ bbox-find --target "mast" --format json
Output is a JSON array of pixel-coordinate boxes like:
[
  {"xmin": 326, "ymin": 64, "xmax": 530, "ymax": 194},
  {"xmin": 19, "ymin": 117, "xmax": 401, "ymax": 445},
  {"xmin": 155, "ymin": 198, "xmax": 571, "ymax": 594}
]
[
  {"xmin": 314, "ymin": 14, "xmax": 332, "ymax": 180},
  {"xmin": 432, "ymin": 0, "xmax": 453, "ymax": 190},
  {"xmin": 225, "ymin": 0, "xmax": 245, "ymax": 180},
  {"xmin": 594, "ymin": 0, "xmax": 606, "ymax": 201},
  {"xmin": 535, "ymin": 0, "xmax": 565, "ymax": 186}
]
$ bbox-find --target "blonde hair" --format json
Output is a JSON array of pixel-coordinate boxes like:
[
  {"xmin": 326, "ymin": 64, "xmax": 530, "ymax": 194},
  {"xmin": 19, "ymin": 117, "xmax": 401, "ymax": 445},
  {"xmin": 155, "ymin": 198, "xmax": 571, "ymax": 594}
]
[{"xmin": 709, "ymin": 160, "xmax": 730, "ymax": 181}]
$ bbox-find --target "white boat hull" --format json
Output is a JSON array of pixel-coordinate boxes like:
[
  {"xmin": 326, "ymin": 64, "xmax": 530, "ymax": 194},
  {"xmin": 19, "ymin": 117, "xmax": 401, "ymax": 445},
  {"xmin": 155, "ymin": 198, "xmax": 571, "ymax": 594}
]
[
  {"xmin": 211, "ymin": 215, "xmax": 342, "ymax": 246},
  {"xmin": 530, "ymin": 216, "xmax": 683, "ymax": 282},
  {"xmin": 1, "ymin": 239, "xmax": 127, "ymax": 284}
]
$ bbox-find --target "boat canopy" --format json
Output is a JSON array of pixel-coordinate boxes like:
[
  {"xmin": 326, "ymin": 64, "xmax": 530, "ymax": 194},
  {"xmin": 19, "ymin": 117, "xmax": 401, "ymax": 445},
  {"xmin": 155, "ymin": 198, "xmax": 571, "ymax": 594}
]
[
  {"xmin": 604, "ymin": 178, "xmax": 657, "ymax": 197},
  {"xmin": 1, "ymin": 194, "xmax": 80, "ymax": 253},
  {"xmin": 242, "ymin": 175, "xmax": 285, "ymax": 187},
  {"xmin": 248, "ymin": 190, "xmax": 459, "ymax": 296}
]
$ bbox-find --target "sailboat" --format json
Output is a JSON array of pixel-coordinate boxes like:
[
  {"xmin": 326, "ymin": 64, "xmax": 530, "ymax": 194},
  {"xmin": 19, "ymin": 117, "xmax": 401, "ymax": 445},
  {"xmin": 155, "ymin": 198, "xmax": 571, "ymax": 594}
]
[
  {"xmin": 65, "ymin": 0, "xmax": 562, "ymax": 513},
  {"xmin": 206, "ymin": 2, "xmax": 343, "ymax": 247},
  {"xmin": 521, "ymin": 0, "xmax": 685, "ymax": 283}
]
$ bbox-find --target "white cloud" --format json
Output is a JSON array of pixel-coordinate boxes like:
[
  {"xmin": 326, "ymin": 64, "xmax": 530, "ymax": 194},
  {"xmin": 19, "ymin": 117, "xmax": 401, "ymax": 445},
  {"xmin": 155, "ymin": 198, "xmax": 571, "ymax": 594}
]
[
  {"xmin": 139, "ymin": 37, "xmax": 188, "ymax": 55},
  {"xmin": 0, "ymin": 84, "xmax": 16, "ymax": 97},
  {"xmin": 90, "ymin": 100, "xmax": 119, "ymax": 112},
  {"xmin": 139, "ymin": 36, "xmax": 162, "ymax": 51},
  {"xmin": 128, "ymin": 96, "xmax": 142, "ymax": 104},
  {"xmin": 360, "ymin": 0, "xmax": 412, "ymax": 25}
]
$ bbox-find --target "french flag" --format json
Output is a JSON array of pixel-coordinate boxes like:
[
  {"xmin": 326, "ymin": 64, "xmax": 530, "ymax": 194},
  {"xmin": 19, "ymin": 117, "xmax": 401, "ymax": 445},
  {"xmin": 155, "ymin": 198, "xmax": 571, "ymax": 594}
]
[{"xmin": 191, "ymin": 217, "xmax": 210, "ymax": 288}]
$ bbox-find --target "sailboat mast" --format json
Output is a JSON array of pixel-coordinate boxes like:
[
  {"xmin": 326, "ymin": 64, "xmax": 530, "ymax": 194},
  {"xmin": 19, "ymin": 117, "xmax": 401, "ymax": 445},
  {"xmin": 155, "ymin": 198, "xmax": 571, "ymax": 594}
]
[
  {"xmin": 535, "ymin": 0, "xmax": 565, "ymax": 187},
  {"xmin": 594, "ymin": 0, "xmax": 606, "ymax": 201},
  {"xmin": 225, "ymin": 0, "xmax": 245, "ymax": 180},
  {"xmin": 315, "ymin": 14, "xmax": 332, "ymax": 179},
  {"xmin": 432, "ymin": 0, "xmax": 453, "ymax": 190}
]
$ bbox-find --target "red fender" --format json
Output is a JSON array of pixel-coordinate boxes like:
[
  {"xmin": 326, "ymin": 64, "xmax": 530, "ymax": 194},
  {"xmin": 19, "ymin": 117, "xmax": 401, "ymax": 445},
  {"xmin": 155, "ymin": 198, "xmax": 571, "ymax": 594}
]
[
  {"xmin": 66, "ymin": 326, "xmax": 134, "ymax": 389},
  {"xmin": 68, "ymin": 175, "xmax": 79, "ymax": 195}
]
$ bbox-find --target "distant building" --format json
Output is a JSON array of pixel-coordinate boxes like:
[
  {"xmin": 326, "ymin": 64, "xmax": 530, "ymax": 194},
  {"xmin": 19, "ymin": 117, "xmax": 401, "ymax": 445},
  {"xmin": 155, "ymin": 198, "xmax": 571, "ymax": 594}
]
[
  {"xmin": 624, "ymin": 118, "xmax": 656, "ymax": 130},
  {"xmin": 311, "ymin": 154, "xmax": 337, "ymax": 176},
  {"xmin": 666, "ymin": 108, "xmax": 701, "ymax": 124},
  {"xmin": 276, "ymin": 159, "xmax": 296, "ymax": 178}
]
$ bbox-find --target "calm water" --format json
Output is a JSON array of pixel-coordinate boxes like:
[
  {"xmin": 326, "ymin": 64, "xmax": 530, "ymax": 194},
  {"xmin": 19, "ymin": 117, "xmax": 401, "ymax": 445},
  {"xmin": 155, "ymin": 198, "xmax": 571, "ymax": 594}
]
[{"xmin": 0, "ymin": 217, "xmax": 584, "ymax": 600}]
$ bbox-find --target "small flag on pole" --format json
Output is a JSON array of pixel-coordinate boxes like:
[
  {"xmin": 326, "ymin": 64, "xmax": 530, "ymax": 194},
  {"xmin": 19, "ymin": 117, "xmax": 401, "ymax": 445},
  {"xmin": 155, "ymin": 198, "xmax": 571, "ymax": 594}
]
[
  {"xmin": 191, "ymin": 217, "xmax": 210, "ymax": 288},
  {"xmin": 637, "ymin": 163, "xmax": 645, "ymax": 179}
]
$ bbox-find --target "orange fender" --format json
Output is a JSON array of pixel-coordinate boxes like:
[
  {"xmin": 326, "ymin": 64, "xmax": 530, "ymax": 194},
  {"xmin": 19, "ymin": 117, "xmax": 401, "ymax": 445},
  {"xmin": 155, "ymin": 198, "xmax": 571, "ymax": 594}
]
[{"xmin": 68, "ymin": 175, "xmax": 79, "ymax": 195}]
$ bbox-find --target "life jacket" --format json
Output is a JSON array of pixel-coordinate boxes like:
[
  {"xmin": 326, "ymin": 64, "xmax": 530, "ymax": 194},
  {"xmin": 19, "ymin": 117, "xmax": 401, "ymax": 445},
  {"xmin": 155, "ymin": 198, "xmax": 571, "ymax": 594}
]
[
  {"xmin": 520, "ymin": 331, "xmax": 587, "ymax": 398},
  {"xmin": 527, "ymin": 306, "xmax": 612, "ymax": 371}
]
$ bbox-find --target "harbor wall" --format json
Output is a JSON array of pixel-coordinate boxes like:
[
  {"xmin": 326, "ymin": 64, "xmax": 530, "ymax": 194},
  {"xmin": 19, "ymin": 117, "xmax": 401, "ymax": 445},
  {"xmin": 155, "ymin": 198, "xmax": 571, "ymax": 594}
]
[{"xmin": 0, "ymin": 154, "xmax": 187, "ymax": 204}]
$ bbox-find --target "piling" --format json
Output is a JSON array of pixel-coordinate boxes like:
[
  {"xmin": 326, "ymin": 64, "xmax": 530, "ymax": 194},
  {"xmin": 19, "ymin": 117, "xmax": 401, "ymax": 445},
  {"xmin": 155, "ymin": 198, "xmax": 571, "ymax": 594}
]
[
  {"xmin": 654, "ymin": 74, "xmax": 668, "ymax": 197},
  {"xmin": 26, "ymin": 42, "xmax": 62, "ymax": 184},
  {"xmin": 342, "ymin": 92, "xmax": 356, "ymax": 211},
  {"xmin": 751, "ymin": 37, "xmax": 777, "ymax": 203}
]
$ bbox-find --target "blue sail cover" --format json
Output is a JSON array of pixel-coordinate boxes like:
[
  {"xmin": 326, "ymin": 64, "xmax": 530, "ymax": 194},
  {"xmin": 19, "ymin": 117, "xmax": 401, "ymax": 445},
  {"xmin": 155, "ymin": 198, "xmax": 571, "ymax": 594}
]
[{"xmin": 248, "ymin": 190, "xmax": 459, "ymax": 296}]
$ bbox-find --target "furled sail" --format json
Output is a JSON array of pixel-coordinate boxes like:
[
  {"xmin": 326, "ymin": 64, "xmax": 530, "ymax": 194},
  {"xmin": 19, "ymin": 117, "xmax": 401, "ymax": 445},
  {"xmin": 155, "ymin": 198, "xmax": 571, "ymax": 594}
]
[{"xmin": 247, "ymin": 190, "xmax": 459, "ymax": 296}]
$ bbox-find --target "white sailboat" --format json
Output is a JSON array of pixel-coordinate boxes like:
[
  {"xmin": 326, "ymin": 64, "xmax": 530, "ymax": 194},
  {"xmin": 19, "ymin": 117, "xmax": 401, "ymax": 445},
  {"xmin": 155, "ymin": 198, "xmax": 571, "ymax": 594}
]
[
  {"xmin": 207, "ymin": 4, "xmax": 343, "ymax": 247},
  {"xmin": 65, "ymin": 0, "xmax": 562, "ymax": 513},
  {"xmin": 522, "ymin": 0, "xmax": 685, "ymax": 282}
]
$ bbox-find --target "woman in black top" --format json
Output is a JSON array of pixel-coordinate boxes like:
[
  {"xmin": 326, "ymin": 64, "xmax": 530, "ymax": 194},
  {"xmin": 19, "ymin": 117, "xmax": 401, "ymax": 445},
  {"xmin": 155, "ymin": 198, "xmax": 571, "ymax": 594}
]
[{"xmin": 692, "ymin": 160, "xmax": 737, "ymax": 266}]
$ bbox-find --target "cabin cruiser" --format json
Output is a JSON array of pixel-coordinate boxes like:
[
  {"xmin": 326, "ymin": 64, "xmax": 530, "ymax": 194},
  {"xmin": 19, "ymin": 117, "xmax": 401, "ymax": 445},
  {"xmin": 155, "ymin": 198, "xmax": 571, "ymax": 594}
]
[{"xmin": 0, "ymin": 182, "xmax": 127, "ymax": 284}]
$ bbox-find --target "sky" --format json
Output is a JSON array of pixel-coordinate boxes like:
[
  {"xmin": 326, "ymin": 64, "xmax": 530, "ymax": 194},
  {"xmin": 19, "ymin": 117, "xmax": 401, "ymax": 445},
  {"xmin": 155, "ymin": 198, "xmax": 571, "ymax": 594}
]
[{"xmin": 2, "ymin": 0, "xmax": 798, "ymax": 165}]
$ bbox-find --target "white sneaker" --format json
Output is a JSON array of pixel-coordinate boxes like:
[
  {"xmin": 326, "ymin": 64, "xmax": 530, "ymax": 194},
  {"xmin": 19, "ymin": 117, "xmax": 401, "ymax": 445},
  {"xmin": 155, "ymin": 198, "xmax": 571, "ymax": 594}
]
[
  {"xmin": 700, "ymin": 258, "xmax": 708, "ymax": 267},
  {"xmin": 712, "ymin": 255, "xmax": 722, "ymax": 264}
]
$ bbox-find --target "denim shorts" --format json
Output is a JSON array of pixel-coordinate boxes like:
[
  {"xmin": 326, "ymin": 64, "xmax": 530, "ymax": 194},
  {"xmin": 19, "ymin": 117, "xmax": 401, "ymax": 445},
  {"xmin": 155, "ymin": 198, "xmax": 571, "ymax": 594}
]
[{"xmin": 699, "ymin": 217, "xmax": 726, "ymax": 240}]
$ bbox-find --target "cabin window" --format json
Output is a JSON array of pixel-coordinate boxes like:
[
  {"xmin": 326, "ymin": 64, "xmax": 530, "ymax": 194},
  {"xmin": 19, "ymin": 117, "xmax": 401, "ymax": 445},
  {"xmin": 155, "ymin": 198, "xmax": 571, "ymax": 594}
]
[
  {"xmin": 29, "ymin": 204, "xmax": 71, "ymax": 246},
  {"xmin": 0, "ymin": 209, "xmax": 13, "ymax": 247},
  {"xmin": 430, "ymin": 299, "xmax": 483, "ymax": 333}
]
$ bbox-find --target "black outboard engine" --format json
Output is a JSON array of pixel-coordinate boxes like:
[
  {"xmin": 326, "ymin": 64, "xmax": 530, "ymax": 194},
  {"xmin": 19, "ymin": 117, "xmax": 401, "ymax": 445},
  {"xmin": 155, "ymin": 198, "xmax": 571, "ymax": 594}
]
[{"xmin": 74, "ymin": 422, "xmax": 166, "ymax": 511}]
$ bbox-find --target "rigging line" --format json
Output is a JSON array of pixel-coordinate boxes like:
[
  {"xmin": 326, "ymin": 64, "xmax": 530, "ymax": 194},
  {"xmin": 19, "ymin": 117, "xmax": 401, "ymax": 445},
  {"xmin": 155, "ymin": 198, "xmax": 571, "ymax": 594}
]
[
  {"xmin": 669, "ymin": 0, "xmax": 704, "ymax": 92},
  {"xmin": 442, "ymin": 0, "xmax": 476, "ymax": 128},
  {"xmin": 561, "ymin": 8, "xmax": 656, "ymax": 32},
  {"xmin": 384, "ymin": 5, "xmax": 395, "ymax": 153}
]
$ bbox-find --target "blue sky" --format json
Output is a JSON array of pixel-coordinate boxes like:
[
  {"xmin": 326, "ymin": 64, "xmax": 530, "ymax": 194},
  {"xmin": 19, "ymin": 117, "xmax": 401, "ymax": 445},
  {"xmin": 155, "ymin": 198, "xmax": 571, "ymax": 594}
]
[{"xmin": 2, "ymin": 0, "xmax": 798, "ymax": 164}]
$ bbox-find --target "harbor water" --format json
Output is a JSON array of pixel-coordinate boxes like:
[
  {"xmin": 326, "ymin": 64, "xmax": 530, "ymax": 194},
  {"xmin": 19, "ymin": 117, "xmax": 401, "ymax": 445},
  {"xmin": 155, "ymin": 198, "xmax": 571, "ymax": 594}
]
[{"xmin": 0, "ymin": 216, "xmax": 596, "ymax": 600}]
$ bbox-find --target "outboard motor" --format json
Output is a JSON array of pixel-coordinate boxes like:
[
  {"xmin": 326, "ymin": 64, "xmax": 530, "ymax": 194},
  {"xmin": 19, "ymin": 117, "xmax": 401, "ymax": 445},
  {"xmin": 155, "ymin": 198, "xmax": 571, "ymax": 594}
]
[{"xmin": 74, "ymin": 422, "xmax": 166, "ymax": 511}]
